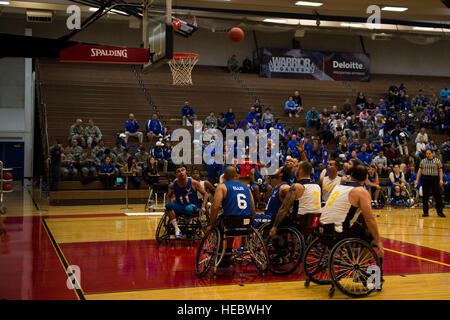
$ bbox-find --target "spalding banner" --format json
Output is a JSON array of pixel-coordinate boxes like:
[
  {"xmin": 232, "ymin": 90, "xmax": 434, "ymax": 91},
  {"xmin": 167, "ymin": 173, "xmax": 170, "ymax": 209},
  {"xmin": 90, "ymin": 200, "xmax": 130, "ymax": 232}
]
[
  {"xmin": 256, "ymin": 48, "xmax": 370, "ymax": 81},
  {"xmin": 60, "ymin": 44, "xmax": 150, "ymax": 64}
]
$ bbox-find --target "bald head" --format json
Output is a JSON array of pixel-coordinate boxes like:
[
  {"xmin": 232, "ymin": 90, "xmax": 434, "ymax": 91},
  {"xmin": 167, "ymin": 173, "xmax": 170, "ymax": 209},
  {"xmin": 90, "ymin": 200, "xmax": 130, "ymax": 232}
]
[{"xmin": 224, "ymin": 166, "xmax": 238, "ymax": 181}]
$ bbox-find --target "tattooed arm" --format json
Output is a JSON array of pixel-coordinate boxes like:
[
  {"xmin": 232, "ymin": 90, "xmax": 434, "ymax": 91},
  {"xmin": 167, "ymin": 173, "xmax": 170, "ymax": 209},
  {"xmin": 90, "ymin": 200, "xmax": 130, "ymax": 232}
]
[{"xmin": 269, "ymin": 183, "xmax": 304, "ymax": 238}]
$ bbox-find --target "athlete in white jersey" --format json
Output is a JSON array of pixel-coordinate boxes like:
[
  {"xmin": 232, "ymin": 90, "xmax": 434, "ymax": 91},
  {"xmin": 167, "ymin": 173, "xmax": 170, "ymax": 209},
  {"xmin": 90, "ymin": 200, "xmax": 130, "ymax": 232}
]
[
  {"xmin": 269, "ymin": 161, "xmax": 321, "ymax": 236},
  {"xmin": 192, "ymin": 169, "xmax": 215, "ymax": 204},
  {"xmin": 319, "ymin": 159, "xmax": 341, "ymax": 202},
  {"xmin": 319, "ymin": 164, "xmax": 384, "ymax": 258}
]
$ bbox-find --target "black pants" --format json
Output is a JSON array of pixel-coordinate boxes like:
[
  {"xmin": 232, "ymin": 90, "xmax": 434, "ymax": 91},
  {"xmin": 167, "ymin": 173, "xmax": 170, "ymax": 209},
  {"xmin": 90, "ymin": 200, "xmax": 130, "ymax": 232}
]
[
  {"xmin": 421, "ymin": 175, "xmax": 443, "ymax": 215},
  {"xmin": 50, "ymin": 165, "xmax": 60, "ymax": 191},
  {"xmin": 100, "ymin": 174, "xmax": 115, "ymax": 190}
]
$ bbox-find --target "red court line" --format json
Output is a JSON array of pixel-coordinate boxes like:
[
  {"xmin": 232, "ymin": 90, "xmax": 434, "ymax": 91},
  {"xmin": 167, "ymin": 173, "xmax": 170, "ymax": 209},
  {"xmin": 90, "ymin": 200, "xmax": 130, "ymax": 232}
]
[
  {"xmin": 0, "ymin": 217, "xmax": 78, "ymax": 300},
  {"xmin": 58, "ymin": 238, "xmax": 450, "ymax": 295}
]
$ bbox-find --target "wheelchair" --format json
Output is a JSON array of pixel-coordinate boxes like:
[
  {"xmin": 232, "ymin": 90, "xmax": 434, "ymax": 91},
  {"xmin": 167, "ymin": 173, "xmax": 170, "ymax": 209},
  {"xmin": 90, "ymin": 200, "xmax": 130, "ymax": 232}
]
[
  {"xmin": 371, "ymin": 188, "xmax": 386, "ymax": 209},
  {"xmin": 195, "ymin": 215, "xmax": 269, "ymax": 280},
  {"xmin": 156, "ymin": 206, "xmax": 210, "ymax": 244},
  {"xmin": 257, "ymin": 212, "xmax": 319, "ymax": 276},
  {"xmin": 387, "ymin": 185, "xmax": 414, "ymax": 207},
  {"xmin": 303, "ymin": 222, "xmax": 383, "ymax": 298}
]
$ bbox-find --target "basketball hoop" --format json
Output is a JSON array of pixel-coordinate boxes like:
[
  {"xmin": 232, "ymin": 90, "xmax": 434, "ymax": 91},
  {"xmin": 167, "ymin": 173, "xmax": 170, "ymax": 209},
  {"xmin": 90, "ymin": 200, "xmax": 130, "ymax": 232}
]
[{"xmin": 168, "ymin": 53, "xmax": 199, "ymax": 86}]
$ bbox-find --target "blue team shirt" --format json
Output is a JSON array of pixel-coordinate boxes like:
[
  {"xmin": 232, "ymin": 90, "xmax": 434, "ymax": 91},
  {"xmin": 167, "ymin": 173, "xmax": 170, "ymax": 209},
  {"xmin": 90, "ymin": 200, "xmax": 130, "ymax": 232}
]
[
  {"xmin": 172, "ymin": 177, "xmax": 199, "ymax": 206},
  {"xmin": 265, "ymin": 183, "xmax": 287, "ymax": 217},
  {"xmin": 222, "ymin": 181, "xmax": 252, "ymax": 216}
]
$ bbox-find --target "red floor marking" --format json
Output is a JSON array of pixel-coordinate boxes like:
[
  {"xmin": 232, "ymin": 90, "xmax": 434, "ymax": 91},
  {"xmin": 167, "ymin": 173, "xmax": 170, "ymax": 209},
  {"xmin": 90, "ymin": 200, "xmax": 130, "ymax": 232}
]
[
  {"xmin": 0, "ymin": 217, "xmax": 78, "ymax": 300},
  {"xmin": 58, "ymin": 238, "xmax": 450, "ymax": 295}
]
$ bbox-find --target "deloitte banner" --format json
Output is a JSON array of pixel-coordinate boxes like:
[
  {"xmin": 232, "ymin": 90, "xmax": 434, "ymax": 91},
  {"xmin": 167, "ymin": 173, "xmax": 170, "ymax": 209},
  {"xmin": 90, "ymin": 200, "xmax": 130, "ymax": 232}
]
[{"xmin": 257, "ymin": 48, "xmax": 370, "ymax": 81}]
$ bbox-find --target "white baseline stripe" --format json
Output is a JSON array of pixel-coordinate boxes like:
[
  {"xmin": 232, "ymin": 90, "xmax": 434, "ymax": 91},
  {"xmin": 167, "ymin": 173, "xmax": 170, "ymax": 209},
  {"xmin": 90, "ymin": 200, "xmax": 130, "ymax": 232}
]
[{"xmin": 124, "ymin": 212, "xmax": 164, "ymax": 216}]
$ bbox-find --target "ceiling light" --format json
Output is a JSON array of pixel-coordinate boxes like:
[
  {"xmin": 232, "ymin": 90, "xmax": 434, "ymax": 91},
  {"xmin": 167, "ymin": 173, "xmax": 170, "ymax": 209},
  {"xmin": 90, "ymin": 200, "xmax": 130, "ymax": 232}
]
[
  {"xmin": 341, "ymin": 23, "xmax": 364, "ymax": 28},
  {"xmin": 0, "ymin": 1, "xmax": 11, "ymax": 4},
  {"xmin": 264, "ymin": 18, "xmax": 288, "ymax": 24},
  {"xmin": 413, "ymin": 26, "xmax": 435, "ymax": 31},
  {"xmin": 295, "ymin": 1, "xmax": 323, "ymax": 7},
  {"xmin": 381, "ymin": 6, "xmax": 408, "ymax": 12}
]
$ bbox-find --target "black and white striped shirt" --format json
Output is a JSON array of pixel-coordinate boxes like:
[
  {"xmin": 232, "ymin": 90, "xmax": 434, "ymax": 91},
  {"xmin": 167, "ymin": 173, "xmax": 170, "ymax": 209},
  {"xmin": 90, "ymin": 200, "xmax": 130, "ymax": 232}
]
[{"xmin": 419, "ymin": 157, "xmax": 442, "ymax": 176}]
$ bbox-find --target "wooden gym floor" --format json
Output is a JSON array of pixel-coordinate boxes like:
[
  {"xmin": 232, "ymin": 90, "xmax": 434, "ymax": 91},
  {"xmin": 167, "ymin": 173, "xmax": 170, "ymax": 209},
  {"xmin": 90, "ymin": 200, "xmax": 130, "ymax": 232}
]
[{"xmin": 0, "ymin": 184, "xmax": 449, "ymax": 300}]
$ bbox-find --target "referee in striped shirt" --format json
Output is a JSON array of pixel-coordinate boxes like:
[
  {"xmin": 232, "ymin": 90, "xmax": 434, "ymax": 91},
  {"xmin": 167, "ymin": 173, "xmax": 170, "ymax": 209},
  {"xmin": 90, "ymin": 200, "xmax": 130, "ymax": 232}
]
[{"xmin": 415, "ymin": 149, "xmax": 445, "ymax": 217}]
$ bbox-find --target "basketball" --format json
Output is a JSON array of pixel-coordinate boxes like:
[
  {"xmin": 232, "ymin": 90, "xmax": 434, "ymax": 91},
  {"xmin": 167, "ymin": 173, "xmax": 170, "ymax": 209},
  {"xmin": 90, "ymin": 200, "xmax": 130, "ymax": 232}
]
[
  {"xmin": 2, "ymin": 172, "xmax": 13, "ymax": 181},
  {"xmin": 2, "ymin": 184, "xmax": 12, "ymax": 192},
  {"xmin": 229, "ymin": 27, "xmax": 244, "ymax": 43}
]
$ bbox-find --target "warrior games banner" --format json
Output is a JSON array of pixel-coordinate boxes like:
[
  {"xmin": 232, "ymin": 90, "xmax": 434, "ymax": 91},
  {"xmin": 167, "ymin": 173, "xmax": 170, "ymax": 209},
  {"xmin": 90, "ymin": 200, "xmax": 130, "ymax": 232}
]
[{"xmin": 257, "ymin": 48, "xmax": 370, "ymax": 81}]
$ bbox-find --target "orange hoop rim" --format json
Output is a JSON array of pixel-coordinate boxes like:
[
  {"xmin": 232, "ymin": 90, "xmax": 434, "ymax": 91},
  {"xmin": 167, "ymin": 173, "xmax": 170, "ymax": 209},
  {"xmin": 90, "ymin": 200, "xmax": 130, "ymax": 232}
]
[{"xmin": 172, "ymin": 52, "xmax": 200, "ymax": 60}]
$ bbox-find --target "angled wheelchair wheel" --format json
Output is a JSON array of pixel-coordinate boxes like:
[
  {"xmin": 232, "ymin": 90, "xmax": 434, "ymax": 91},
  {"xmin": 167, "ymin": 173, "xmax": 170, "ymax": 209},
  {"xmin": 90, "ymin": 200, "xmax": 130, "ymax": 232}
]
[
  {"xmin": 376, "ymin": 191, "xmax": 386, "ymax": 209},
  {"xmin": 248, "ymin": 226, "xmax": 269, "ymax": 274},
  {"xmin": 195, "ymin": 228, "xmax": 221, "ymax": 278},
  {"xmin": 303, "ymin": 237, "xmax": 331, "ymax": 285},
  {"xmin": 156, "ymin": 213, "xmax": 172, "ymax": 244},
  {"xmin": 265, "ymin": 225, "xmax": 305, "ymax": 276},
  {"xmin": 328, "ymin": 238, "xmax": 381, "ymax": 298}
]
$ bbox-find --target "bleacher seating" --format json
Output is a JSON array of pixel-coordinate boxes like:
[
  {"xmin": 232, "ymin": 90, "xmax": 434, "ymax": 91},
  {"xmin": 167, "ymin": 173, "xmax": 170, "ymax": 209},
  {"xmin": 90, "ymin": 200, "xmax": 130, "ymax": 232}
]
[{"xmin": 37, "ymin": 58, "xmax": 450, "ymax": 205}]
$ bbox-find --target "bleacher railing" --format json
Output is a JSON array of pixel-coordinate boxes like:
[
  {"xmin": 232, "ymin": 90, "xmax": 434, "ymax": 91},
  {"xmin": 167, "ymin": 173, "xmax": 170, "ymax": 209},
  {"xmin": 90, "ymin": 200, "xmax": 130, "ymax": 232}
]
[
  {"xmin": 231, "ymin": 71, "xmax": 258, "ymax": 102},
  {"xmin": 35, "ymin": 61, "xmax": 51, "ymax": 193}
]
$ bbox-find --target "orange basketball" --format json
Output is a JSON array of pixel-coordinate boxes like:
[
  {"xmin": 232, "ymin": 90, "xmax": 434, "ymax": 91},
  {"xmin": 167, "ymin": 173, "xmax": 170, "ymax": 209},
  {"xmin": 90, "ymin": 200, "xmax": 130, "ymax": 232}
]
[
  {"xmin": 2, "ymin": 172, "xmax": 13, "ymax": 181},
  {"xmin": 3, "ymin": 183, "xmax": 12, "ymax": 191},
  {"xmin": 229, "ymin": 27, "xmax": 244, "ymax": 43}
]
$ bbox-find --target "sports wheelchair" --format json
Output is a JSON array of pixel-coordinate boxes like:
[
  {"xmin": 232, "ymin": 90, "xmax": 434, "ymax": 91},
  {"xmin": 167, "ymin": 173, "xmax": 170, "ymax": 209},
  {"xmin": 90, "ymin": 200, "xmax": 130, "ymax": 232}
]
[
  {"xmin": 195, "ymin": 215, "xmax": 269, "ymax": 280},
  {"xmin": 156, "ymin": 207, "xmax": 210, "ymax": 244},
  {"xmin": 257, "ymin": 212, "xmax": 320, "ymax": 276},
  {"xmin": 303, "ymin": 222, "xmax": 383, "ymax": 298},
  {"xmin": 386, "ymin": 185, "xmax": 414, "ymax": 207}
]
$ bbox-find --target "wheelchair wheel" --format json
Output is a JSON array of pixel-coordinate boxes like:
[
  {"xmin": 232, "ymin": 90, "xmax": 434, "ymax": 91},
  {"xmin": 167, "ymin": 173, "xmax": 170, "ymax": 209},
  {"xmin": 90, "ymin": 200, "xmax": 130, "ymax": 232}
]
[
  {"xmin": 156, "ymin": 213, "xmax": 172, "ymax": 244},
  {"xmin": 303, "ymin": 237, "xmax": 331, "ymax": 285},
  {"xmin": 195, "ymin": 228, "xmax": 221, "ymax": 278},
  {"xmin": 376, "ymin": 191, "xmax": 386, "ymax": 209},
  {"xmin": 248, "ymin": 226, "xmax": 269, "ymax": 274},
  {"xmin": 328, "ymin": 238, "xmax": 381, "ymax": 297},
  {"xmin": 264, "ymin": 225, "xmax": 305, "ymax": 276},
  {"xmin": 198, "ymin": 209, "xmax": 210, "ymax": 231}
]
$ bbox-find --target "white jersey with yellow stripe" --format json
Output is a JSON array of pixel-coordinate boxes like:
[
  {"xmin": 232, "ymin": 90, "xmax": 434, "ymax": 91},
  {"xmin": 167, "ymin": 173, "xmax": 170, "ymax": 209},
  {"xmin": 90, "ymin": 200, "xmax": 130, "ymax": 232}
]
[
  {"xmin": 296, "ymin": 179, "xmax": 322, "ymax": 215},
  {"xmin": 319, "ymin": 182, "xmax": 361, "ymax": 233}
]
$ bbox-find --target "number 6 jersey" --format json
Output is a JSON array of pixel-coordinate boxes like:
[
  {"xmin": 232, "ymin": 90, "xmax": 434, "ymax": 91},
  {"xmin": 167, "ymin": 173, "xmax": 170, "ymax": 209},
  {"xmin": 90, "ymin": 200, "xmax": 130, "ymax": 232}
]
[
  {"xmin": 319, "ymin": 182, "xmax": 362, "ymax": 233},
  {"xmin": 222, "ymin": 180, "xmax": 252, "ymax": 216}
]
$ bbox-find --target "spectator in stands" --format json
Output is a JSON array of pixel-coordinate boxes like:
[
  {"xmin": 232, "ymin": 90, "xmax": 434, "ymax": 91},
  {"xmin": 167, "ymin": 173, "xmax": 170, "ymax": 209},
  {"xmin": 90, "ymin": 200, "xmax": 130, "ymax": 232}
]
[
  {"xmin": 84, "ymin": 119, "xmax": 102, "ymax": 148},
  {"xmin": 261, "ymin": 108, "xmax": 274, "ymax": 128},
  {"xmin": 181, "ymin": 100, "xmax": 197, "ymax": 126},
  {"xmin": 377, "ymin": 98, "xmax": 387, "ymax": 114},
  {"xmin": 429, "ymin": 93, "xmax": 439, "ymax": 108},
  {"xmin": 321, "ymin": 107, "xmax": 330, "ymax": 118},
  {"xmin": 441, "ymin": 138, "xmax": 450, "ymax": 163},
  {"xmin": 98, "ymin": 156, "xmax": 116, "ymax": 190},
  {"xmin": 227, "ymin": 54, "xmax": 240, "ymax": 73},
  {"xmin": 80, "ymin": 147, "xmax": 99, "ymax": 181},
  {"xmin": 349, "ymin": 137, "xmax": 361, "ymax": 154},
  {"xmin": 68, "ymin": 119, "xmax": 85, "ymax": 147},
  {"xmin": 113, "ymin": 134, "xmax": 127, "ymax": 156},
  {"xmin": 412, "ymin": 89, "xmax": 427, "ymax": 112},
  {"xmin": 293, "ymin": 90, "xmax": 304, "ymax": 113},
  {"xmin": 143, "ymin": 157, "xmax": 160, "ymax": 186},
  {"xmin": 93, "ymin": 138, "xmax": 106, "ymax": 159},
  {"xmin": 388, "ymin": 82, "xmax": 399, "ymax": 106},
  {"xmin": 116, "ymin": 148, "xmax": 130, "ymax": 175},
  {"xmin": 306, "ymin": 106, "xmax": 319, "ymax": 129},
  {"xmin": 420, "ymin": 109, "xmax": 432, "ymax": 129},
  {"xmin": 70, "ymin": 139, "xmax": 83, "ymax": 169},
  {"xmin": 164, "ymin": 140, "xmax": 175, "ymax": 172},
  {"xmin": 123, "ymin": 156, "xmax": 141, "ymax": 189},
  {"xmin": 396, "ymin": 131, "xmax": 409, "ymax": 156},
  {"xmin": 151, "ymin": 141, "xmax": 168, "ymax": 174},
  {"xmin": 415, "ymin": 127, "xmax": 429, "ymax": 144},
  {"xmin": 357, "ymin": 145, "xmax": 372, "ymax": 166},
  {"xmin": 146, "ymin": 113, "xmax": 167, "ymax": 141},
  {"xmin": 434, "ymin": 111, "xmax": 448, "ymax": 135},
  {"xmin": 205, "ymin": 111, "xmax": 218, "ymax": 129},
  {"xmin": 284, "ymin": 96, "xmax": 297, "ymax": 118},
  {"xmin": 425, "ymin": 139, "xmax": 438, "ymax": 153},
  {"xmin": 355, "ymin": 91, "xmax": 366, "ymax": 110},
  {"xmin": 415, "ymin": 136, "xmax": 427, "ymax": 161},
  {"xmin": 61, "ymin": 146, "xmax": 78, "ymax": 180},
  {"xmin": 373, "ymin": 150, "xmax": 389, "ymax": 176},
  {"xmin": 124, "ymin": 113, "xmax": 143, "ymax": 144},
  {"xmin": 242, "ymin": 56, "xmax": 253, "ymax": 73},
  {"xmin": 386, "ymin": 143, "xmax": 401, "ymax": 166},
  {"xmin": 342, "ymin": 98, "xmax": 353, "ymax": 117},
  {"xmin": 253, "ymin": 99, "xmax": 264, "ymax": 119},
  {"xmin": 217, "ymin": 113, "xmax": 227, "ymax": 136},
  {"xmin": 49, "ymin": 140, "xmax": 63, "ymax": 191},
  {"xmin": 224, "ymin": 107, "xmax": 236, "ymax": 127},
  {"xmin": 135, "ymin": 146, "xmax": 149, "ymax": 174},
  {"xmin": 366, "ymin": 97, "xmax": 375, "ymax": 110},
  {"xmin": 102, "ymin": 148, "xmax": 117, "ymax": 166},
  {"xmin": 246, "ymin": 106, "xmax": 259, "ymax": 128},
  {"xmin": 440, "ymin": 86, "xmax": 449, "ymax": 106},
  {"xmin": 330, "ymin": 105, "xmax": 339, "ymax": 118}
]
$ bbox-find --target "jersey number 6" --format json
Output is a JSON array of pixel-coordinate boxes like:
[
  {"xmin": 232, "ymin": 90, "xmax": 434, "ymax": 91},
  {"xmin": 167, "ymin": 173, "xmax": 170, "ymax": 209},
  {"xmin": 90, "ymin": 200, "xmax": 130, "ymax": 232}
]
[{"xmin": 237, "ymin": 193, "xmax": 247, "ymax": 209}]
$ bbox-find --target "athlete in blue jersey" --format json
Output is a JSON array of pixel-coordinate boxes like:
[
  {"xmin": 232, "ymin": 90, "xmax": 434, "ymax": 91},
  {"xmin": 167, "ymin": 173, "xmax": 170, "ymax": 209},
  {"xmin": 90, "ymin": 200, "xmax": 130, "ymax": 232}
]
[
  {"xmin": 249, "ymin": 163, "xmax": 273, "ymax": 205},
  {"xmin": 165, "ymin": 166, "xmax": 208, "ymax": 238},
  {"xmin": 364, "ymin": 165, "xmax": 381, "ymax": 205},
  {"xmin": 388, "ymin": 164, "xmax": 407, "ymax": 201},
  {"xmin": 265, "ymin": 166, "xmax": 291, "ymax": 218}
]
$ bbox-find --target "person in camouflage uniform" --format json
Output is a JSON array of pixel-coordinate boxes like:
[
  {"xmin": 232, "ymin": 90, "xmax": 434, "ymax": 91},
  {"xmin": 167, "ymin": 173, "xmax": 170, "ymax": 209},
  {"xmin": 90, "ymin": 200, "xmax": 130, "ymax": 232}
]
[
  {"xmin": 113, "ymin": 134, "xmax": 127, "ymax": 156},
  {"xmin": 93, "ymin": 138, "xmax": 106, "ymax": 159},
  {"xmin": 68, "ymin": 119, "xmax": 85, "ymax": 147},
  {"xmin": 116, "ymin": 148, "xmax": 131, "ymax": 176},
  {"xmin": 135, "ymin": 146, "xmax": 149, "ymax": 175},
  {"xmin": 80, "ymin": 147, "xmax": 100, "ymax": 178},
  {"xmin": 61, "ymin": 146, "xmax": 78, "ymax": 179},
  {"xmin": 84, "ymin": 119, "xmax": 102, "ymax": 148},
  {"xmin": 70, "ymin": 139, "xmax": 83, "ymax": 170}
]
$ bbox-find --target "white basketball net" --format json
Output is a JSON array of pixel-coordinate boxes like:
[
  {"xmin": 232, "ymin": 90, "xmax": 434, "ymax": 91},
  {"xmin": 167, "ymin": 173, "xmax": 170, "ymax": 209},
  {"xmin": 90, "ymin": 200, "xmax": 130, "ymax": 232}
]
[{"xmin": 168, "ymin": 53, "xmax": 199, "ymax": 86}]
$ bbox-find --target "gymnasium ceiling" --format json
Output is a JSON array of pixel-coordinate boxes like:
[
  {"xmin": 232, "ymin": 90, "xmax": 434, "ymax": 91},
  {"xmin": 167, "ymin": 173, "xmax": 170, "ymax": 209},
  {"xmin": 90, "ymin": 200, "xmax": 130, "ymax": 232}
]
[{"xmin": 1, "ymin": 0, "xmax": 449, "ymax": 37}]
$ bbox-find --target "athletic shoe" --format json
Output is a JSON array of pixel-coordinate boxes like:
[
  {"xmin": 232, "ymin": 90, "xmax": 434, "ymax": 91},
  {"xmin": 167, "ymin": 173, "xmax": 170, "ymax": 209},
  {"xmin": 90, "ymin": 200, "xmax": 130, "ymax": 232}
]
[
  {"xmin": 175, "ymin": 230, "xmax": 183, "ymax": 238},
  {"xmin": 422, "ymin": 213, "xmax": 429, "ymax": 217},
  {"xmin": 438, "ymin": 213, "xmax": 446, "ymax": 218}
]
